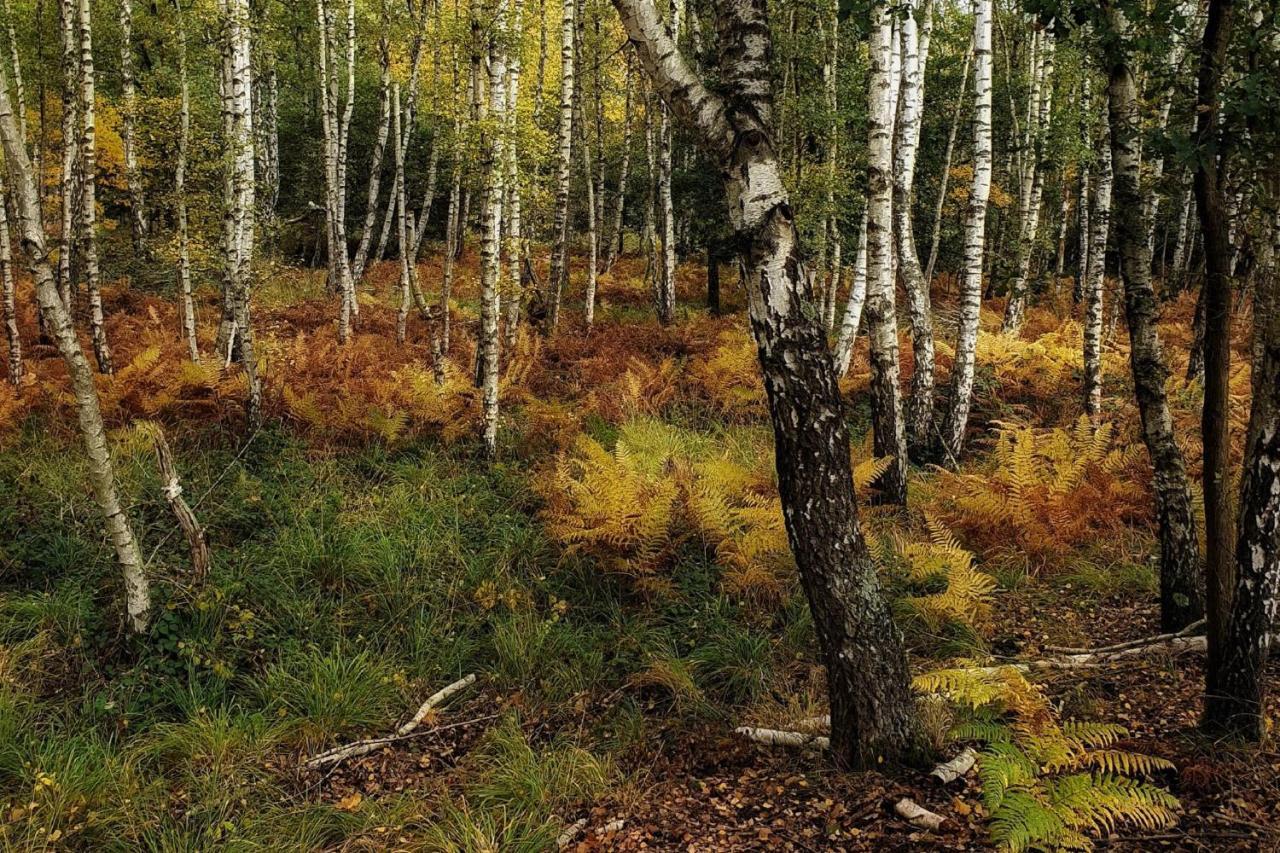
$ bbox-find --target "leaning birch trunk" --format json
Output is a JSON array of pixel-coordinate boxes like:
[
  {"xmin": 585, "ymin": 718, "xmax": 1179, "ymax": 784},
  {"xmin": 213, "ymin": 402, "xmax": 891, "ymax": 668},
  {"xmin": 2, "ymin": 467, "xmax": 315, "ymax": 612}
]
[
  {"xmin": 0, "ymin": 173, "xmax": 21, "ymax": 383},
  {"xmin": 894, "ymin": 0, "xmax": 936, "ymax": 456},
  {"xmin": 149, "ymin": 426, "xmax": 210, "ymax": 581},
  {"xmin": 923, "ymin": 41, "xmax": 970, "ymax": 289},
  {"xmin": 1104, "ymin": 8, "xmax": 1203, "ymax": 631},
  {"xmin": 1082, "ymin": 121, "xmax": 1112, "ymax": 420},
  {"xmin": 612, "ymin": 0, "xmax": 919, "ymax": 768},
  {"xmin": 1002, "ymin": 24, "xmax": 1054, "ymax": 334},
  {"xmin": 864, "ymin": 3, "xmax": 908, "ymax": 503},
  {"xmin": 119, "ymin": 0, "xmax": 147, "ymax": 252},
  {"xmin": 175, "ymin": 0, "xmax": 199, "ymax": 362},
  {"xmin": 412, "ymin": 142, "xmax": 442, "ymax": 261},
  {"xmin": 351, "ymin": 39, "xmax": 393, "ymax": 285},
  {"xmin": 1169, "ymin": 183, "xmax": 1194, "ymax": 294},
  {"xmin": 477, "ymin": 0, "xmax": 508, "ymax": 457},
  {"xmin": 832, "ymin": 209, "xmax": 868, "ymax": 377},
  {"xmin": 546, "ymin": 0, "xmax": 576, "ymax": 333},
  {"xmin": 57, "ymin": 0, "xmax": 78, "ymax": 310},
  {"xmin": 0, "ymin": 66, "xmax": 151, "ymax": 632},
  {"xmin": 220, "ymin": 0, "xmax": 263, "ymax": 428},
  {"xmin": 938, "ymin": 0, "xmax": 993, "ymax": 463},
  {"xmin": 77, "ymin": 0, "xmax": 112, "ymax": 374}
]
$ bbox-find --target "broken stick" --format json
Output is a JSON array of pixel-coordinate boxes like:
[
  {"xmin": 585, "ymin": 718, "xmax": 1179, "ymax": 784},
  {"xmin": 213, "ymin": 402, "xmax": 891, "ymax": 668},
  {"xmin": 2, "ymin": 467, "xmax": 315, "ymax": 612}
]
[
  {"xmin": 735, "ymin": 726, "xmax": 830, "ymax": 750},
  {"xmin": 894, "ymin": 797, "xmax": 946, "ymax": 831}
]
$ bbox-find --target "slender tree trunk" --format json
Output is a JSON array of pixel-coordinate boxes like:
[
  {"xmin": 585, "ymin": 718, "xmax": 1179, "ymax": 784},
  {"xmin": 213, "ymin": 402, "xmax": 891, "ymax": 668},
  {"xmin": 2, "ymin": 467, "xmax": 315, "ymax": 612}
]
[
  {"xmin": 254, "ymin": 62, "xmax": 280, "ymax": 227},
  {"xmin": 546, "ymin": 0, "xmax": 575, "ymax": 333},
  {"xmin": 833, "ymin": 209, "xmax": 868, "ymax": 377},
  {"xmin": 580, "ymin": 104, "xmax": 599, "ymax": 329},
  {"xmin": 1195, "ymin": 0, "xmax": 1240, "ymax": 735},
  {"xmin": 503, "ymin": 0, "xmax": 526, "ymax": 346},
  {"xmin": 0, "ymin": 174, "xmax": 21, "ymax": 383},
  {"xmin": 613, "ymin": 0, "xmax": 919, "ymax": 768},
  {"xmin": 1169, "ymin": 183, "xmax": 1194, "ymax": 294},
  {"xmin": 57, "ymin": 0, "xmax": 77, "ymax": 310},
  {"xmin": 923, "ymin": 41, "xmax": 969, "ymax": 289},
  {"xmin": 1104, "ymin": 7, "xmax": 1203, "ymax": 630},
  {"xmin": 1208, "ymin": 200, "xmax": 1279, "ymax": 740},
  {"xmin": 76, "ymin": 0, "xmax": 111, "ymax": 374},
  {"xmin": 394, "ymin": 84, "xmax": 413, "ymax": 344},
  {"xmin": 1083, "ymin": 121, "xmax": 1112, "ymax": 419},
  {"xmin": 1002, "ymin": 23, "xmax": 1054, "ymax": 333},
  {"xmin": 478, "ymin": 0, "xmax": 508, "ymax": 457},
  {"xmin": 318, "ymin": 0, "xmax": 356, "ymax": 342},
  {"xmin": 219, "ymin": 0, "xmax": 262, "ymax": 427},
  {"xmin": 0, "ymin": 62, "xmax": 150, "ymax": 633},
  {"xmin": 653, "ymin": 0, "xmax": 680, "ymax": 326},
  {"xmin": 1074, "ymin": 78, "xmax": 1092, "ymax": 304},
  {"xmin": 603, "ymin": 63, "xmax": 633, "ymax": 273},
  {"xmin": 118, "ymin": 0, "xmax": 146, "ymax": 252},
  {"xmin": 175, "ymin": 0, "xmax": 198, "ymax": 362},
  {"xmin": 939, "ymin": 0, "xmax": 993, "ymax": 463},
  {"xmin": 352, "ymin": 38, "xmax": 393, "ymax": 284},
  {"xmin": 895, "ymin": 0, "xmax": 935, "ymax": 456},
  {"xmin": 1054, "ymin": 182, "xmax": 1071, "ymax": 277}
]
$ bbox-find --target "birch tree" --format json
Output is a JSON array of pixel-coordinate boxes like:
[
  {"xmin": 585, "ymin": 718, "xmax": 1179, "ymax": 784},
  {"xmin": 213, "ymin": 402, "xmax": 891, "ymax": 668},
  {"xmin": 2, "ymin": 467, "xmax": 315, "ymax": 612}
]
[
  {"xmin": 351, "ymin": 30, "xmax": 393, "ymax": 284},
  {"xmin": 219, "ymin": 0, "xmax": 262, "ymax": 427},
  {"xmin": 611, "ymin": 0, "xmax": 919, "ymax": 768},
  {"xmin": 0, "ymin": 172, "xmax": 20, "ymax": 383},
  {"xmin": 924, "ymin": 40, "xmax": 971, "ymax": 288},
  {"xmin": 938, "ymin": 0, "xmax": 993, "ymax": 463},
  {"xmin": 1102, "ymin": 3, "xmax": 1202, "ymax": 631},
  {"xmin": 175, "ymin": 0, "xmax": 198, "ymax": 362},
  {"xmin": 1082, "ymin": 118, "xmax": 1111, "ymax": 420},
  {"xmin": 653, "ymin": 0, "xmax": 679, "ymax": 326},
  {"xmin": 502, "ymin": 0, "xmax": 526, "ymax": 344},
  {"xmin": 0, "ymin": 56, "xmax": 151, "ymax": 633},
  {"xmin": 546, "ymin": 0, "xmax": 575, "ymax": 332},
  {"xmin": 894, "ymin": 0, "xmax": 935, "ymax": 455},
  {"xmin": 602, "ymin": 62, "xmax": 632, "ymax": 273},
  {"xmin": 864, "ymin": 1, "xmax": 907, "ymax": 502},
  {"xmin": 77, "ymin": 0, "xmax": 111, "ymax": 374},
  {"xmin": 119, "ymin": 0, "xmax": 146, "ymax": 252},
  {"xmin": 57, "ymin": 0, "xmax": 77, "ymax": 310},
  {"xmin": 477, "ymin": 0, "xmax": 509, "ymax": 456},
  {"xmin": 318, "ymin": 0, "xmax": 357, "ymax": 343}
]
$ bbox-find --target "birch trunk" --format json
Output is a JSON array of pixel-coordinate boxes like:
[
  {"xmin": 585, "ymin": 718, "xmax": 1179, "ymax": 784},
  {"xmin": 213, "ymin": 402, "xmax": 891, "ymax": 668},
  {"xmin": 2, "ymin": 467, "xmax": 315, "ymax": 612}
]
[
  {"xmin": 219, "ymin": 0, "xmax": 262, "ymax": 427},
  {"xmin": 654, "ymin": 0, "xmax": 681, "ymax": 327},
  {"xmin": 1104, "ymin": 8, "xmax": 1203, "ymax": 630},
  {"xmin": 864, "ymin": 3, "xmax": 907, "ymax": 503},
  {"xmin": 351, "ymin": 38, "xmax": 393, "ymax": 284},
  {"xmin": 0, "ymin": 173, "xmax": 20, "ymax": 383},
  {"xmin": 478, "ymin": 0, "xmax": 508, "ymax": 457},
  {"xmin": 118, "ymin": 0, "xmax": 146, "ymax": 252},
  {"xmin": 0, "ymin": 63, "xmax": 151, "ymax": 632},
  {"xmin": 503, "ymin": 0, "xmax": 526, "ymax": 344},
  {"xmin": 602, "ymin": 63, "xmax": 632, "ymax": 273},
  {"xmin": 1169, "ymin": 183, "xmax": 1194, "ymax": 293},
  {"xmin": 175, "ymin": 0, "xmax": 198, "ymax": 362},
  {"xmin": 612, "ymin": 0, "xmax": 918, "ymax": 768},
  {"xmin": 393, "ymin": 84, "xmax": 413, "ymax": 344},
  {"xmin": 318, "ymin": 0, "xmax": 356, "ymax": 343},
  {"xmin": 57, "ymin": 0, "xmax": 77, "ymax": 310},
  {"xmin": 254, "ymin": 62, "xmax": 280, "ymax": 226},
  {"xmin": 923, "ymin": 41, "xmax": 970, "ymax": 289},
  {"xmin": 77, "ymin": 0, "xmax": 111, "ymax": 374},
  {"xmin": 546, "ymin": 0, "xmax": 575, "ymax": 333},
  {"xmin": 1074, "ymin": 77, "xmax": 1092, "ymax": 304},
  {"xmin": 894, "ymin": 0, "xmax": 935, "ymax": 455},
  {"xmin": 938, "ymin": 0, "xmax": 992, "ymax": 463},
  {"xmin": 1002, "ymin": 24, "xmax": 1054, "ymax": 333},
  {"xmin": 1082, "ymin": 120, "xmax": 1112, "ymax": 420},
  {"xmin": 833, "ymin": 209, "xmax": 868, "ymax": 376}
]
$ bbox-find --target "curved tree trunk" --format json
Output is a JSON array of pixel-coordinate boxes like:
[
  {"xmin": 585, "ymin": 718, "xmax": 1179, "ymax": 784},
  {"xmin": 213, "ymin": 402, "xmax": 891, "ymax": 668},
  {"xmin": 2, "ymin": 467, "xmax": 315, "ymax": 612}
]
[
  {"xmin": 0, "ymin": 62, "xmax": 150, "ymax": 633},
  {"xmin": 612, "ymin": 0, "xmax": 918, "ymax": 769},
  {"xmin": 939, "ymin": 0, "xmax": 993, "ymax": 463},
  {"xmin": 832, "ymin": 209, "xmax": 868, "ymax": 376},
  {"xmin": 923, "ymin": 40, "xmax": 970, "ymax": 289},
  {"xmin": 1104, "ymin": 7, "xmax": 1203, "ymax": 631},
  {"xmin": 351, "ymin": 37, "xmax": 393, "ymax": 284}
]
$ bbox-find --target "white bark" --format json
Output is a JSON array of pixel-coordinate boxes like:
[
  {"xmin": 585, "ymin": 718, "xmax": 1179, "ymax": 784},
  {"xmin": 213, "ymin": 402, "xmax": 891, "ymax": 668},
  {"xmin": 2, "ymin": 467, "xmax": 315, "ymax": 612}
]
[
  {"xmin": 77, "ymin": 0, "xmax": 111, "ymax": 374},
  {"xmin": 602, "ymin": 63, "xmax": 633, "ymax": 273},
  {"xmin": 865, "ymin": 4, "xmax": 908, "ymax": 502},
  {"xmin": 502, "ymin": 0, "xmax": 526, "ymax": 344},
  {"xmin": 318, "ymin": 0, "xmax": 357, "ymax": 342},
  {"xmin": 546, "ymin": 0, "xmax": 575, "ymax": 332},
  {"xmin": 735, "ymin": 727, "xmax": 830, "ymax": 750},
  {"xmin": 0, "ymin": 64, "xmax": 151, "ymax": 632},
  {"xmin": 930, "ymin": 746, "xmax": 977, "ymax": 784},
  {"xmin": 394, "ymin": 84, "xmax": 413, "ymax": 345},
  {"xmin": 1083, "ymin": 118, "xmax": 1112, "ymax": 419},
  {"xmin": 939, "ymin": 0, "xmax": 993, "ymax": 462},
  {"xmin": 57, "ymin": 0, "xmax": 77, "ymax": 310},
  {"xmin": 478, "ymin": 0, "xmax": 508, "ymax": 457},
  {"xmin": 923, "ymin": 39, "xmax": 971, "ymax": 288},
  {"xmin": 351, "ymin": 38, "xmax": 393, "ymax": 284},
  {"xmin": 0, "ymin": 172, "xmax": 21, "ymax": 383},
  {"xmin": 654, "ymin": 0, "xmax": 681, "ymax": 326},
  {"xmin": 833, "ymin": 209, "xmax": 868, "ymax": 376},
  {"xmin": 175, "ymin": 0, "xmax": 198, "ymax": 362},
  {"xmin": 119, "ymin": 0, "xmax": 146, "ymax": 250},
  {"xmin": 894, "ymin": 798, "xmax": 945, "ymax": 831}
]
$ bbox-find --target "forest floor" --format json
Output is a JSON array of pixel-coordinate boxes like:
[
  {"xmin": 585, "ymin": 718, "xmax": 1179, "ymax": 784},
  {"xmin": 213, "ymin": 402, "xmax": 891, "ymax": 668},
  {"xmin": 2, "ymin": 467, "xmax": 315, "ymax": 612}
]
[{"xmin": 0, "ymin": 251, "xmax": 1277, "ymax": 851}]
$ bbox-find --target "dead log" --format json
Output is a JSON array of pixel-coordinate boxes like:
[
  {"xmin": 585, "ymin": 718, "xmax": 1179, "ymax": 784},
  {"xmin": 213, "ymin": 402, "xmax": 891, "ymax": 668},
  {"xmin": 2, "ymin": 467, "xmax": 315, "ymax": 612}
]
[
  {"xmin": 930, "ymin": 747, "xmax": 977, "ymax": 784},
  {"xmin": 894, "ymin": 797, "xmax": 946, "ymax": 831},
  {"xmin": 735, "ymin": 726, "xmax": 830, "ymax": 749}
]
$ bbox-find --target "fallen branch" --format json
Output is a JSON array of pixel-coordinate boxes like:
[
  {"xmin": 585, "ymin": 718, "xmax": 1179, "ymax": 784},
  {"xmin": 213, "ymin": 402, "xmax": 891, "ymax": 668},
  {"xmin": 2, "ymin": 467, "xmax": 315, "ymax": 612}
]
[
  {"xmin": 735, "ymin": 726, "xmax": 830, "ymax": 750},
  {"xmin": 305, "ymin": 674, "xmax": 477, "ymax": 767},
  {"xmin": 599, "ymin": 819, "xmax": 626, "ymax": 835},
  {"xmin": 150, "ymin": 427, "xmax": 210, "ymax": 581},
  {"xmin": 930, "ymin": 747, "xmax": 978, "ymax": 784},
  {"xmin": 894, "ymin": 797, "xmax": 946, "ymax": 831},
  {"xmin": 976, "ymin": 633, "xmax": 1276, "ymax": 675},
  {"xmin": 1044, "ymin": 620, "xmax": 1206, "ymax": 655},
  {"xmin": 556, "ymin": 817, "xmax": 587, "ymax": 849}
]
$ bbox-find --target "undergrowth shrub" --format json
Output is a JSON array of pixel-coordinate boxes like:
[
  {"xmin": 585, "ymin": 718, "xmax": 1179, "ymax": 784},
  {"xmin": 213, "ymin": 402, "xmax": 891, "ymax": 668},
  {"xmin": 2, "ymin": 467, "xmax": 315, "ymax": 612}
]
[
  {"xmin": 917, "ymin": 665, "xmax": 1178, "ymax": 852},
  {"xmin": 919, "ymin": 417, "xmax": 1154, "ymax": 574}
]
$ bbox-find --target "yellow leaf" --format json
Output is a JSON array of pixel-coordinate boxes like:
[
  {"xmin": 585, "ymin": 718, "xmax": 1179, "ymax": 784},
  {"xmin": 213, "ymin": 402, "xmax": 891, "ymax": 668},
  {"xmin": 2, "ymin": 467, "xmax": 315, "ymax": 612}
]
[{"xmin": 335, "ymin": 792, "xmax": 362, "ymax": 812}]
